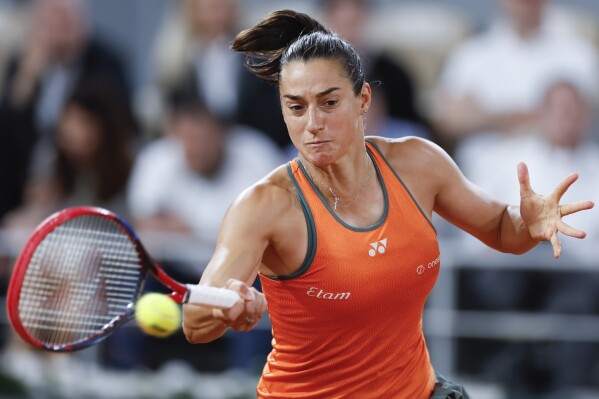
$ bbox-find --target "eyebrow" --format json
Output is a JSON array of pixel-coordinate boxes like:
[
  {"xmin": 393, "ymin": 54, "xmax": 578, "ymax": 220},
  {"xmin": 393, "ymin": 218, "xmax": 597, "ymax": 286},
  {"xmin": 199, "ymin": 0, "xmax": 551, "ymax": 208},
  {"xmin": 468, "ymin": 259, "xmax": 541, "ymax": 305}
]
[{"xmin": 283, "ymin": 87, "xmax": 340, "ymax": 101}]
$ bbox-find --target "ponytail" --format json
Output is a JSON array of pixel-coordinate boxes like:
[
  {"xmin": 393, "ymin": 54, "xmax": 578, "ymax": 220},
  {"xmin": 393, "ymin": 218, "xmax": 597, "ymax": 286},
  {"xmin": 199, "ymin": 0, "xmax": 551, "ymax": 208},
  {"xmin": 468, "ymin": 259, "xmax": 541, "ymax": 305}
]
[
  {"xmin": 232, "ymin": 9, "xmax": 364, "ymax": 95},
  {"xmin": 232, "ymin": 10, "xmax": 328, "ymax": 82}
]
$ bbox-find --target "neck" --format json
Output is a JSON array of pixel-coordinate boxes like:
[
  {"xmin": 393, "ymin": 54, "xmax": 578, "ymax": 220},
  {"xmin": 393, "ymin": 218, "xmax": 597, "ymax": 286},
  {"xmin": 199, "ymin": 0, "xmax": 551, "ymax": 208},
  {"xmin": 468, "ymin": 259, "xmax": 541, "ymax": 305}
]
[{"xmin": 301, "ymin": 144, "xmax": 372, "ymax": 209}]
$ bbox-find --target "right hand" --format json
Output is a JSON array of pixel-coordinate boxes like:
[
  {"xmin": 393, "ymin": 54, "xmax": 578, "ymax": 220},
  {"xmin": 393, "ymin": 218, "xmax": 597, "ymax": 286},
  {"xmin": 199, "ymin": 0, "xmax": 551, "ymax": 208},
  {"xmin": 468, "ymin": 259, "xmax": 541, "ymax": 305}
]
[{"xmin": 211, "ymin": 279, "xmax": 267, "ymax": 332}]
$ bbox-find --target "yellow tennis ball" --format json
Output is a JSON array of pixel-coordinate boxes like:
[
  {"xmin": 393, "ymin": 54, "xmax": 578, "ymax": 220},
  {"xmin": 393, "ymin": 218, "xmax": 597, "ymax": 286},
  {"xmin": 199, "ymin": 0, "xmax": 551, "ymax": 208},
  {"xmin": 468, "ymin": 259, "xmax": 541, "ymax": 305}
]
[{"xmin": 134, "ymin": 293, "xmax": 181, "ymax": 338}]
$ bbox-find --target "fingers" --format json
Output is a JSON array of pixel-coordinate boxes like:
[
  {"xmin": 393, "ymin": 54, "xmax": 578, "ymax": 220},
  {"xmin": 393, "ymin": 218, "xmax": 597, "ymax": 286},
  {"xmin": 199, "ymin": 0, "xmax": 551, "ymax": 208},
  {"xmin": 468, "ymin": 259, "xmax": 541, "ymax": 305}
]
[
  {"xmin": 560, "ymin": 201, "xmax": 594, "ymax": 217},
  {"xmin": 550, "ymin": 220, "xmax": 586, "ymax": 258},
  {"xmin": 226, "ymin": 278, "xmax": 255, "ymax": 301},
  {"xmin": 216, "ymin": 279, "xmax": 267, "ymax": 332},
  {"xmin": 212, "ymin": 307, "xmax": 232, "ymax": 326},
  {"xmin": 551, "ymin": 173, "xmax": 579, "ymax": 201},
  {"xmin": 557, "ymin": 220, "xmax": 586, "ymax": 239},
  {"xmin": 517, "ymin": 162, "xmax": 534, "ymax": 198},
  {"xmin": 553, "ymin": 201, "xmax": 593, "ymax": 242},
  {"xmin": 237, "ymin": 287, "xmax": 267, "ymax": 332},
  {"xmin": 550, "ymin": 232, "xmax": 562, "ymax": 259},
  {"xmin": 212, "ymin": 298, "xmax": 244, "ymax": 326},
  {"xmin": 242, "ymin": 287, "xmax": 266, "ymax": 315}
]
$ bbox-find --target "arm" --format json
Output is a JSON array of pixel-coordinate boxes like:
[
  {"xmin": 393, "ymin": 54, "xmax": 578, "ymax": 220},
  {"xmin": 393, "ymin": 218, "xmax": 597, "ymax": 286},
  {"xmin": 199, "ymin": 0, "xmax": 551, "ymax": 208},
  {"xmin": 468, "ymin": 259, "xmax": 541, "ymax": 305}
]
[
  {"xmin": 424, "ymin": 143, "xmax": 527, "ymax": 253},
  {"xmin": 387, "ymin": 138, "xmax": 593, "ymax": 256},
  {"xmin": 182, "ymin": 180, "xmax": 286, "ymax": 343}
]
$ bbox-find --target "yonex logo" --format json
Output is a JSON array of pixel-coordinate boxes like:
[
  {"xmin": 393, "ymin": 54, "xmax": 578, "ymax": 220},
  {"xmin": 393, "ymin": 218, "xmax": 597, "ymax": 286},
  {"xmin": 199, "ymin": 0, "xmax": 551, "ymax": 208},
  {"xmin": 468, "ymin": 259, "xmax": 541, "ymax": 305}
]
[{"xmin": 368, "ymin": 238, "xmax": 387, "ymax": 257}]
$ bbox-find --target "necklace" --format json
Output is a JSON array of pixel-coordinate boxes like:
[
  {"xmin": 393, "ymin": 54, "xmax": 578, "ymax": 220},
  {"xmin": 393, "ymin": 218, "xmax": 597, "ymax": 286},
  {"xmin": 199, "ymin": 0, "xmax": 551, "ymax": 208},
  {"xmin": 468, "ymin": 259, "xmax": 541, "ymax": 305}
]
[{"xmin": 304, "ymin": 154, "xmax": 372, "ymax": 210}]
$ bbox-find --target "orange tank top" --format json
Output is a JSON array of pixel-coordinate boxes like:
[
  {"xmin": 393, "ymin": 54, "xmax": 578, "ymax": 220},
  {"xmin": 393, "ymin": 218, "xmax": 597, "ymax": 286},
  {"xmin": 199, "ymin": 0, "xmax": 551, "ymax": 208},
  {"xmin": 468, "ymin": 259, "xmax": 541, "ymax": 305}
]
[{"xmin": 257, "ymin": 141, "xmax": 440, "ymax": 398}]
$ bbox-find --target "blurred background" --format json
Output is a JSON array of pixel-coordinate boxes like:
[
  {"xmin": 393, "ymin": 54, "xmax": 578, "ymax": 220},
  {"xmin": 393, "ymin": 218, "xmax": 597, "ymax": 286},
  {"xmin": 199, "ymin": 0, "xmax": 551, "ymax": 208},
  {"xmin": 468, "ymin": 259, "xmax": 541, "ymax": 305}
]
[{"xmin": 0, "ymin": 0, "xmax": 598, "ymax": 398}]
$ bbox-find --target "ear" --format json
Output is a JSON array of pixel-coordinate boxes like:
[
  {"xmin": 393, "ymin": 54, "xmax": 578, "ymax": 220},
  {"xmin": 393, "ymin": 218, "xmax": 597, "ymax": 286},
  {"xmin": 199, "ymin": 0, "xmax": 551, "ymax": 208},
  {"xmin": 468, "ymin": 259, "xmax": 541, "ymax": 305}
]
[{"xmin": 359, "ymin": 82, "xmax": 372, "ymax": 115}]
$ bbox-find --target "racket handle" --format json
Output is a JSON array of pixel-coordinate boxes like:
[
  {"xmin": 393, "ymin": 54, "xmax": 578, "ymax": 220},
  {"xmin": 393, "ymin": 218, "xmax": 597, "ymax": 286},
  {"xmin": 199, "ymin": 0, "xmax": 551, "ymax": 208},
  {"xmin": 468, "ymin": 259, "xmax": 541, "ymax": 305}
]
[{"xmin": 185, "ymin": 284, "xmax": 241, "ymax": 308}]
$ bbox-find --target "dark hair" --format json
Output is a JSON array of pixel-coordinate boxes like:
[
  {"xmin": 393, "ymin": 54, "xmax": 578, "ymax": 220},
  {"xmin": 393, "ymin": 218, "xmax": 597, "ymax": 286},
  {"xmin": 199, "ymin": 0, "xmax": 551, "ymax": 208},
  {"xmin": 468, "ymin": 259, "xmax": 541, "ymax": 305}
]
[
  {"xmin": 167, "ymin": 86, "xmax": 208, "ymax": 116},
  {"xmin": 166, "ymin": 85, "xmax": 227, "ymax": 131},
  {"xmin": 56, "ymin": 77, "xmax": 134, "ymax": 202},
  {"xmin": 231, "ymin": 9, "xmax": 365, "ymax": 95}
]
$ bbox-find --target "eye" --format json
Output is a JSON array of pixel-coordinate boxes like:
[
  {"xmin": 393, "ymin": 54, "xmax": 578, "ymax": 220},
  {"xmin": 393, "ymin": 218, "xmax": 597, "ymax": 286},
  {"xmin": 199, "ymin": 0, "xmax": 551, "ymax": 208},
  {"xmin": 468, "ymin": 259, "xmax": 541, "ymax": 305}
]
[
  {"xmin": 287, "ymin": 104, "xmax": 304, "ymax": 112},
  {"xmin": 323, "ymin": 99, "xmax": 338, "ymax": 107}
]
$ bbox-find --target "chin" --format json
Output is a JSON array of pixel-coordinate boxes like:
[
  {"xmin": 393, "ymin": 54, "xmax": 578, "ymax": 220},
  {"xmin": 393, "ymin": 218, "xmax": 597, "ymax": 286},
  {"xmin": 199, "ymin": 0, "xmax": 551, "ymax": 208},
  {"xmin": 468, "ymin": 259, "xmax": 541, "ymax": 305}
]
[
  {"xmin": 302, "ymin": 146, "xmax": 338, "ymax": 164},
  {"xmin": 307, "ymin": 154, "xmax": 337, "ymax": 168}
]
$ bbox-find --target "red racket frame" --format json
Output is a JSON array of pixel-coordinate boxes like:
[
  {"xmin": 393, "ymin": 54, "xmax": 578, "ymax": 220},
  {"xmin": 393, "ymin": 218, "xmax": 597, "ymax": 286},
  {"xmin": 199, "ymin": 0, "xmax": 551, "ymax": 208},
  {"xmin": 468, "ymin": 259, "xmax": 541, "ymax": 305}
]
[{"xmin": 6, "ymin": 206, "xmax": 190, "ymax": 351}]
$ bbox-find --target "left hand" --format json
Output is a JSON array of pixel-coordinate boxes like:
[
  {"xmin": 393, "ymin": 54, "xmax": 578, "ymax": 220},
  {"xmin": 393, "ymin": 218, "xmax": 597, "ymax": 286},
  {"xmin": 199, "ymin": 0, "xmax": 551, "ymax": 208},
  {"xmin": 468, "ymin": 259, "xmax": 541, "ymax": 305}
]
[
  {"xmin": 518, "ymin": 162, "xmax": 594, "ymax": 258},
  {"xmin": 211, "ymin": 279, "xmax": 267, "ymax": 332}
]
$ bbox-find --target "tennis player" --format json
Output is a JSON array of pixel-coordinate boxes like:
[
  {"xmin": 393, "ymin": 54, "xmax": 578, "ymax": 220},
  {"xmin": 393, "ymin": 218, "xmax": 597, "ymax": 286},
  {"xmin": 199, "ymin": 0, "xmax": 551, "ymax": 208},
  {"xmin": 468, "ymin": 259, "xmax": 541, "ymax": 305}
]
[{"xmin": 182, "ymin": 10, "xmax": 594, "ymax": 398}]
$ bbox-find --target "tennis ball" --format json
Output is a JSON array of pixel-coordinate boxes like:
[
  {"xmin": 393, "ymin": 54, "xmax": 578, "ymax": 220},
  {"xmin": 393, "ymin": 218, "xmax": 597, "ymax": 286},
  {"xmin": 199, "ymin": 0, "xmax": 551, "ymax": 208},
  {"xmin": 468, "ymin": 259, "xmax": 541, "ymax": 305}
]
[{"xmin": 134, "ymin": 293, "xmax": 181, "ymax": 338}]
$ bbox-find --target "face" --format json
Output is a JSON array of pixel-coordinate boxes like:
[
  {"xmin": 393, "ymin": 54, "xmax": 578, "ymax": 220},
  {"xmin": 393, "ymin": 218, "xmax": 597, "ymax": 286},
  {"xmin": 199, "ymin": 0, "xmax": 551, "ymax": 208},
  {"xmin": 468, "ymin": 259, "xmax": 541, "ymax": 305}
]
[
  {"xmin": 279, "ymin": 58, "xmax": 370, "ymax": 167},
  {"xmin": 34, "ymin": 0, "xmax": 86, "ymax": 60},
  {"xmin": 187, "ymin": 0, "xmax": 237, "ymax": 40},
  {"xmin": 541, "ymin": 83, "xmax": 588, "ymax": 149},
  {"xmin": 325, "ymin": 0, "xmax": 368, "ymax": 46},
  {"xmin": 171, "ymin": 110, "xmax": 225, "ymax": 176},
  {"xmin": 58, "ymin": 104, "xmax": 102, "ymax": 165},
  {"xmin": 501, "ymin": 0, "xmax": 546, "ymax": 29}
]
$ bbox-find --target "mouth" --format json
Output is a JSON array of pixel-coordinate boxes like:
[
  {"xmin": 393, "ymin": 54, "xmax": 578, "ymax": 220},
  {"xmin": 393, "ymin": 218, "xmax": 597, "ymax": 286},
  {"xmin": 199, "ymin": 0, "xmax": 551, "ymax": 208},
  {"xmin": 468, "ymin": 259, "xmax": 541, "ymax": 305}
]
[{"xmin": 306, "ymin": 140, "xmax": 330, "ymax": 146}]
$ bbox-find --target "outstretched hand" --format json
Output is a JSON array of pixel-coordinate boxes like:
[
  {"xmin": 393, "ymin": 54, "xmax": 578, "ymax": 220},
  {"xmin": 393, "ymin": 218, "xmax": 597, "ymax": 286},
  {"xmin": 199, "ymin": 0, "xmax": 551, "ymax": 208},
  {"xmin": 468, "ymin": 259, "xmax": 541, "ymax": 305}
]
[{"xmin": 518, "ymin": 162, "xmax": 594, "ymax": 258}]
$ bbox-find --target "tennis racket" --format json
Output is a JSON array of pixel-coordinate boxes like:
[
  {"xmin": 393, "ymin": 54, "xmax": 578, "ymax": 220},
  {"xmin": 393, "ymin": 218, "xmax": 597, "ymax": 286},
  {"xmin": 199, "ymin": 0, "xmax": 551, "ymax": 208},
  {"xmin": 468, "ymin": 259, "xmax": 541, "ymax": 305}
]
[{"xmin": 6, "ymin": 206, "xmax": 240, "ymax": 352}]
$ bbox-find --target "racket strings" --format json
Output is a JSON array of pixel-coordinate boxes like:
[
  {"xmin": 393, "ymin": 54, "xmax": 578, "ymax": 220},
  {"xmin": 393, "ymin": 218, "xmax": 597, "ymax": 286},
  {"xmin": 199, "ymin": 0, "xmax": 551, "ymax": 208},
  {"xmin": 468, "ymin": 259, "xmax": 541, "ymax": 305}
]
[{"xmin": 18, "ymin": 216, "xmax": 143, "ymax": 346}]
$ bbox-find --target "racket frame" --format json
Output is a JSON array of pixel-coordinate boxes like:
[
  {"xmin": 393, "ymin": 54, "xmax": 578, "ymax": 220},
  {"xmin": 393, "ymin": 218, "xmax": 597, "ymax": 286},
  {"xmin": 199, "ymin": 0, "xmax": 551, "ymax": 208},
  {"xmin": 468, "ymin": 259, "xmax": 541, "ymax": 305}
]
[{"xmin": 6, "ymin": 206, "xmax": 190, "ymax": 351}]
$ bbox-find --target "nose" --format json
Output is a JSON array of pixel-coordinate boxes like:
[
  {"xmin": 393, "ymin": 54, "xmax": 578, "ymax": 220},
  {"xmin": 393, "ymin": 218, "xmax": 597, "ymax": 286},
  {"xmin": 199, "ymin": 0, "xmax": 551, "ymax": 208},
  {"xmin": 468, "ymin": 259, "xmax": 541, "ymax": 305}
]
[{"xmin": 306, "ymin": 106, "xmax": 324, "ymax": 135}]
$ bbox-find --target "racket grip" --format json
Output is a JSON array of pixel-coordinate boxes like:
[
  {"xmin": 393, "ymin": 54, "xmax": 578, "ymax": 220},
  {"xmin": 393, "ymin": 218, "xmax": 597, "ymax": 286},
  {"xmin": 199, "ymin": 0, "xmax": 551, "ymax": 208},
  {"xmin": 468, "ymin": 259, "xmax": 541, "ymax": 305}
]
[{"xmin": 185, "ymin": 284, "xmax": 241, "ymax": 308}]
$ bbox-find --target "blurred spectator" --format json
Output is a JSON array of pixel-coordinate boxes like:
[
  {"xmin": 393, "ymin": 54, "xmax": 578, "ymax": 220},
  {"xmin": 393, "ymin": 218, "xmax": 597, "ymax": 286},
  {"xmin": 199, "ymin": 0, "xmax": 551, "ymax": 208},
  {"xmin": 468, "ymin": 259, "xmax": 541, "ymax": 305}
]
[
  {"xmin": 0, "ymin": 3, "xmax": 26, "ymax": 95},
  {"xmin": 152, "ymin": 0, "xmax": 240, "ymax": 122},
  {"xmin": 0, "ymin": 0, "xmax": 132, "ymax": 220},
  {"xmin": 458, "ymin": 80, "xmax": 599, "ymax": 264},
  {"xmin": 127, "ymin": 90, "xmax": 282, "ymax": 253},
  {"xmin": 121, "ymin": 91, "xmax": 281, "ymax": 371},
  {"xmin": 2, "ymin": 78, "xmax": 135, "ymax": 230},
  {"xmin": 433, "ymin": 0, "xmax": 599, "ymax": 141},
  {"xmin": 146, "ymin": 0, "xmax": 288, "ymax": 147},
  {"xmin": 322, "ymin": 0, "xmax": 430, "ymax": 137},
  {"xmin": 456, "ymin": 80, "xmax": 599, "ymax": 393},
  {"xmin": 0, "ymin": 77, "xmax": 136, "ymax": 384},
  {"xmin": 367, "ymin": 91, "xmax": 430, "ymax": 140}
]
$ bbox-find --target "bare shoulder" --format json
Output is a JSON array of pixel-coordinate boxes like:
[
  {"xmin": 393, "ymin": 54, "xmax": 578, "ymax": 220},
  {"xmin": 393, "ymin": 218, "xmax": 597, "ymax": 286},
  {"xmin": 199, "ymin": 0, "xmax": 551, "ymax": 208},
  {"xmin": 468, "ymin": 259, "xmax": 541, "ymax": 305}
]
[
  {"xmin": 366, "ymin": 136, "xmax": 458, "ymax": 217},
  {"xmin": 225, "ymin": 164, "xmax": 299, "ymax": 233},
  {"xmin": 217, "ymin": 162, "xmax": 307, "ymax": 277},
  {"xmin": 233, "ymin": 164, "xmax": 295, "ymax": 207},
  {"xmin": 366, "ymin": 136, "xmax": 452, "ymax": 172}
]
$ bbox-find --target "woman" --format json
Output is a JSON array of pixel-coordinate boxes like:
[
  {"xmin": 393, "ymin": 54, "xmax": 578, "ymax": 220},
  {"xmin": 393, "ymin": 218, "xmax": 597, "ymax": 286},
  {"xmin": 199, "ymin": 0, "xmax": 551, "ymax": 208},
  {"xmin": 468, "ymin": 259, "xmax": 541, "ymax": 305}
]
[
  {"xmin": 2, "ymin": 78, "xmax": 135, "ymax": 228},
  {"xmin": 182, "ymin": 10, "xmax": 593, "ymax": 398}
]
